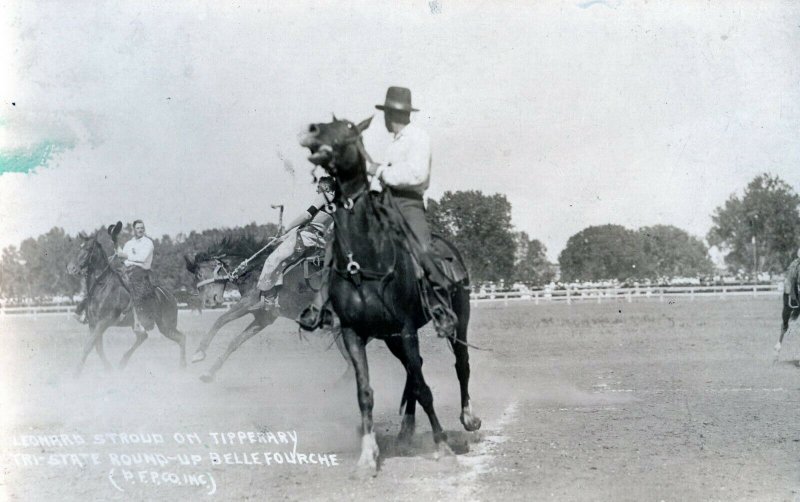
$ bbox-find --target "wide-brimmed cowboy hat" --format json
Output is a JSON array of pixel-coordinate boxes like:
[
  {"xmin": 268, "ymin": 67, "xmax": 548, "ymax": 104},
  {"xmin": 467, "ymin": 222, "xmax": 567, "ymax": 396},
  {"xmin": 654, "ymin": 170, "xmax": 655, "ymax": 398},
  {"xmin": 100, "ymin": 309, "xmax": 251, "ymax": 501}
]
[{"xmin": 375, "ymin": 86, "xmax": 419, "ymax": 113}]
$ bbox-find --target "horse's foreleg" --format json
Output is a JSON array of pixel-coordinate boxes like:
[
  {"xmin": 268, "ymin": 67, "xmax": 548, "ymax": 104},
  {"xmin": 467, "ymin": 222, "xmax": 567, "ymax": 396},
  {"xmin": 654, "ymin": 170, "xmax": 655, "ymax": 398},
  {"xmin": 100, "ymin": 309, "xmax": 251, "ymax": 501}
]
[
  {"xmin": 160, "ymin": 328, "xmax": 187, "ymax": 369},
  {"xmin": 94, "ymin": 331, "xmax": 113, "ymax": 372},
  {"xmin": 119, "ymin": 329, "xmax": 148, "ymax": 370},
  {"xmin": 332, "ymin": 323, "xmax": 356, "ymax": 384},
  {"xmin": 74, "ymin": 320, "xmax": 112, "ymax": 378},
  {"xmin": 192, "ymin": 295, "xmax": 257, "ymax": 363},
  {"xmin": 200, "ymin": 314, "xmax": 273, "ymax": 383},
  {"xmin": 343, "ymin": 328, "xmax": 378, "ymax": 476}
]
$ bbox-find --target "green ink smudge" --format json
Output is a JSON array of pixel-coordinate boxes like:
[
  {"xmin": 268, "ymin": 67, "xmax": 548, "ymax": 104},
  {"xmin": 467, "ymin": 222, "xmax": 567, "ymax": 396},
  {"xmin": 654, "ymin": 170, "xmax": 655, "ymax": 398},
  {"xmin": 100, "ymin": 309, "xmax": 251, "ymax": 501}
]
[{"xmin": 0, "ymin": 140, "xmax": 75, "ymax": 175}]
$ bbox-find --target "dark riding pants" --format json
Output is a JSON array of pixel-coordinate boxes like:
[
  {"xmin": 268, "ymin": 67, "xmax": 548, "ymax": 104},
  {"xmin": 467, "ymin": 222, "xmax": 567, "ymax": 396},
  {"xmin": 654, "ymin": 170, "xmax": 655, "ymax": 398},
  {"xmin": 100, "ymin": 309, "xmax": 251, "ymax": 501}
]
[{"xmin": 125, "ymin": 266, "xmax": 157, "ymax": 331}]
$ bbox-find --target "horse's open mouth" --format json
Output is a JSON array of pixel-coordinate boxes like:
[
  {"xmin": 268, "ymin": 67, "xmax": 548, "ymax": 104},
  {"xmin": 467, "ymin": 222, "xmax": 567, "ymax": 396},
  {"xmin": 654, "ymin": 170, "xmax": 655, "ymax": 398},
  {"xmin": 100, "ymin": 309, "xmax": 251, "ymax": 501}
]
[{"xmin": 299, "ymin": 127, "xmax": 333, "ymax": 165}]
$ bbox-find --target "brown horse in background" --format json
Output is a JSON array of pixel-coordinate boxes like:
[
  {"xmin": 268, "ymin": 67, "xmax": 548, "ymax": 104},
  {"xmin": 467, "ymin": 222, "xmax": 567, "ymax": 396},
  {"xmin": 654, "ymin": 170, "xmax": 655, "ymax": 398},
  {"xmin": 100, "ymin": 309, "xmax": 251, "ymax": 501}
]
[
  {"xmin": 66, "ymin": 230, "xmax": 186, "ymax": 377},
  {"xmin": 185, "ymin": 235, "xmax": 350, "ymax": 383}
]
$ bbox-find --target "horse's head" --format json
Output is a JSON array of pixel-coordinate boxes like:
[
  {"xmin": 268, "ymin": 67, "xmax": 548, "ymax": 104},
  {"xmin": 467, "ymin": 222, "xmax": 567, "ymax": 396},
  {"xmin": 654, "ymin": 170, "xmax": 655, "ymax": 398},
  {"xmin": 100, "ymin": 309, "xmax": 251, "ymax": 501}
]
[
  {"xmin": 300, "ymin": 116, "xmax": 373, "ymax": 183},
  {"xmin": 184, "ymin": 253, "xmax": 227, "ymax": 308},
  {"xmin": 66, "ymin": 231, "xmax": 103, "ymax": 276}
]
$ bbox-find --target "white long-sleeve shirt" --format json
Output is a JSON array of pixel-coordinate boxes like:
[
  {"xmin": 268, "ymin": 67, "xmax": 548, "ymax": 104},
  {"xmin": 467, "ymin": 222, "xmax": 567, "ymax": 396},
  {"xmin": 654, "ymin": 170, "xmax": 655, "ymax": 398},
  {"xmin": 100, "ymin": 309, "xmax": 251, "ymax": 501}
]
[
  {"xmin": 375, "ymin": 123, "xmax": 431, "ymax": 196},
  {"xmin": 122, "ymin": 236, "xmax": 154, "ymax": 270}
]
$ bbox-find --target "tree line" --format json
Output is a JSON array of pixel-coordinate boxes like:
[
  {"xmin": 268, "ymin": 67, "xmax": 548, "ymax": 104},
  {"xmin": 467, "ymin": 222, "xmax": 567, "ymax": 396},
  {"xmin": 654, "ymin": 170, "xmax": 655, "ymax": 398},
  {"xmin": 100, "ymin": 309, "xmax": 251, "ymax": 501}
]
[{"xmin": 1, "ymin": 172, "xmax": 798, "ymax": 299}]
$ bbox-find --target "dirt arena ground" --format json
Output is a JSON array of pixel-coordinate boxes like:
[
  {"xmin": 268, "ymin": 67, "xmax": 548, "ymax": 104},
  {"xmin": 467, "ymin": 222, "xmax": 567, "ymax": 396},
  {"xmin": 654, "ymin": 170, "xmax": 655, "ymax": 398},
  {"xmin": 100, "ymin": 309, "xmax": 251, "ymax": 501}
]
[{"xmin": 1, "ymin": 295, "xmax": 799, "ymax": 501}]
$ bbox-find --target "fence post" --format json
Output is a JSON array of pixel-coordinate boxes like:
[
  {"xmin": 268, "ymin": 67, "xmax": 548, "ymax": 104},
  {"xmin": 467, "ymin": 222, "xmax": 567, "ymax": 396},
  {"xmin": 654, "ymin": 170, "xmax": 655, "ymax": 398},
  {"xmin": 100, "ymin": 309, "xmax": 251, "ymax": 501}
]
[
  {"xmin": 534, "ymin": 292, "xmax": 539, "ymax": 305},
  {"xmin": 659, "ymin": 288, "xmax": 664, "ymax": 303},
  {"xmin": 566, "ymin": 287, "xmax": 571, "ymax": 305},
  {"xmin": 690, "ymin": 287, "xmax": 695, "ymax": 301}
]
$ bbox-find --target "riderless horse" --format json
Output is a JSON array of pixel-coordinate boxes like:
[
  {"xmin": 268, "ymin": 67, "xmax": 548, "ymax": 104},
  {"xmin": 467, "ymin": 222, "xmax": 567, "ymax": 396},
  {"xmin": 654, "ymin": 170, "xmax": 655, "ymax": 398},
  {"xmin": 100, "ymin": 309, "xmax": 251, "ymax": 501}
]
[
  {"xmin": 299, "ymin": 116, "xmax": 481, "ymax": 476},
  {"xmin": 66, "ymin": 228, "xmax": 186, "ymax": 377},
  {"xmin": 185, "ymin": 235, "xmax": 348, "ymax": 382}
]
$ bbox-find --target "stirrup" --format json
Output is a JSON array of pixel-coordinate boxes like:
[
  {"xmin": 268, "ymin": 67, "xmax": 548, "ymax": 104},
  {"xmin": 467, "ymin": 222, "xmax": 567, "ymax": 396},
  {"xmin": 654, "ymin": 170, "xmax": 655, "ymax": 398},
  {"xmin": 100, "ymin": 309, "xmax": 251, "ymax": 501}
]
[
  {"xmin": 249, "ymin": 293, "xmax": 279, "ymax": 312},
  {"xmin": 430, "ymin": 304, "xmax": 457, "ymax": 338},
  {"xmin": 296, "ymin": 305, "xmax": 332, "ymax": 332}
]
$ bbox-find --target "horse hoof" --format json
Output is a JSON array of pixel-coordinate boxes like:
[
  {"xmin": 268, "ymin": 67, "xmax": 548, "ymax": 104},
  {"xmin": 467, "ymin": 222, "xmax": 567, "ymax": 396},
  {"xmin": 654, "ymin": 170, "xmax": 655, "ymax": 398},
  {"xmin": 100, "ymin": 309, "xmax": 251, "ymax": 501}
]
[
  {"xmin": 350, "ymin": 464, "xmax": 378, "ymax": 480},
  {"xmin": 433, "ymin": 441, "xmax": 455, "ymax": 460},
  {"xmin": 460, "ymin": 412, "xmax": 482, "ymax": 432},
  {"xmin": 199, "ymin": 373, "xmax": 214, "ymax": 383},
  {"xmin": 774, "ymin": 342, "xmax": 782, "ymax": 352},
  {"xmin": 397, "ymin": 415, "xmax": 416, "ymax": 443},
  {"xmin": 191, "ymin": 351, "xmax": 206, "ymax": 363}
]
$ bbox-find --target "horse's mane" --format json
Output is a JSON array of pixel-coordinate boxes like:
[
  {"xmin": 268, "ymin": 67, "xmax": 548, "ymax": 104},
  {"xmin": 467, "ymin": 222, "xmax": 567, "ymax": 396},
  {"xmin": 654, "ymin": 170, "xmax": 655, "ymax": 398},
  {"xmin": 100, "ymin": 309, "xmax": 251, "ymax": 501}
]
[{"xmin": 196, "ymin": 233, "xmax": 273, "ymax": 269}]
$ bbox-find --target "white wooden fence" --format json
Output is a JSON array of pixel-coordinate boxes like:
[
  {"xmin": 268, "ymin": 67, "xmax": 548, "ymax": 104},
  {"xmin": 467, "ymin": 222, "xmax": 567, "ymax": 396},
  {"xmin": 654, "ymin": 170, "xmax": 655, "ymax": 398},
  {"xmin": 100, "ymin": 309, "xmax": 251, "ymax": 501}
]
[
  {"xmin": 469, "ymin": 283, "xmax": 782, "ymax": 305},
  {"xmin": 0, "ymin": 283, "xmax": 784, "ymax": 317}
]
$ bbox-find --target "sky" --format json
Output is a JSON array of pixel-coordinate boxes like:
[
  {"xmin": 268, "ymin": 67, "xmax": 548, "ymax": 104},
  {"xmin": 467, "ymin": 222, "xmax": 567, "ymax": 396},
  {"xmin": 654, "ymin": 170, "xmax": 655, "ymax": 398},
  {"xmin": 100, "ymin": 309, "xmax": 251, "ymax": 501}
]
[{"xmin": 1, "ymin": 0, "xmax": 799, "ymax": 261}]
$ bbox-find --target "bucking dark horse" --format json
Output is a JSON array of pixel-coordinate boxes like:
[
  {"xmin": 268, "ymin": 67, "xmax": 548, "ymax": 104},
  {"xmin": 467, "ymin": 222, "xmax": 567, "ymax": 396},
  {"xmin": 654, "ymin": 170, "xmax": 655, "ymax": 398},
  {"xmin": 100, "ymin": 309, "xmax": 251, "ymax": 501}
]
[
  {"xmin": 300, "ymin": 116, "xmax": 481, "ymax": 476},
  {"xmin": 185, "ymin": 235, "xmax": 349, "ymax": 383},
  {"xmin": 66, "ymin": 229, "xmax": 186, "ymax": 377}
]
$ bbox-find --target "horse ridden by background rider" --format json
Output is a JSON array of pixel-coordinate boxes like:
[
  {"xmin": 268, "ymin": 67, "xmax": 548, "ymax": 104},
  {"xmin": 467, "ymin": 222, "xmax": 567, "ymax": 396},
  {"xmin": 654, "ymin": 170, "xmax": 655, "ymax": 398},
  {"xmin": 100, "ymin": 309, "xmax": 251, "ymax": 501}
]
[
  {"xmin": 297, "ymin": 86, "xmax": 459, "ymax": 338},
  {"xmin": 67, "ymin": 220, "xmax": 185, "ymax": 376}
]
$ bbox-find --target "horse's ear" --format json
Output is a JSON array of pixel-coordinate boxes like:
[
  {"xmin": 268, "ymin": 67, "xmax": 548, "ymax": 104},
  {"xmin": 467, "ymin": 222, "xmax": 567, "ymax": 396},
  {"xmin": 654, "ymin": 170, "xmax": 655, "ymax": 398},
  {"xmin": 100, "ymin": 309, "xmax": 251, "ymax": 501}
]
[
  {"xmin": 78, "ymin": 231, "xmax": 88, "ymax": 239},
  {"xmin": 356, "ymin": 116, "xmax": 373, "ymax": 133},
  {"xmin": 331, "ymin": 112, "xmax": 338, "ymax": 122},
  {"xmin": 184, "ymin": 254, "xmax": 197, "ymax": 273}
]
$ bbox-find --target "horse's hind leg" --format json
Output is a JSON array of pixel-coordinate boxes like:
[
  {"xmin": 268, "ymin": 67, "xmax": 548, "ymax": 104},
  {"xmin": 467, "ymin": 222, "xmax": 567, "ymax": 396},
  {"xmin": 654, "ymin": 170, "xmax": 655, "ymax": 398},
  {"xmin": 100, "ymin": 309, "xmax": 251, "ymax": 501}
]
[
  {"xmin": 160, "ymin": 328, "xmax": 187, "ymax": 369},
  {"xmin": 200, "ymin": 312, "xmax": 274, "ymax": 383},
  {"xmin": 192, "ymin": 294, "xmax": 257, "ymax": 363},
  {"xmin": 119, "ymin": 329, "xmax": 148, "ymax": 370},
  {"xmin": 342, "ymin": 327, "xmax": 378, "ymax": 477},
  {"xmin": 450, "ymin": 296, "xmax": 481, "ymax": 432},
  {"xmin": 400, "ymin": 328, "xmax": 452, "ymax": 458},
  {"xmin": 385, "ymin": 335, "xmax": 416, "ymax": 443}
]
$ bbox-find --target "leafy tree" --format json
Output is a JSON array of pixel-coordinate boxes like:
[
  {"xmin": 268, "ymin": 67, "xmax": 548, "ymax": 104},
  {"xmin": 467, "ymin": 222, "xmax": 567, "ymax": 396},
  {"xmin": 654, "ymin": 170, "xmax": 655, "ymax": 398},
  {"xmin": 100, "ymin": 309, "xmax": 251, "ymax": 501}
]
[
  {"xmin": 707, "ymin": 173, "xmax": 800, "ymax": 274},
  {"xmin": 427, "ymin": 190, "xmax": 516, "ymax": 283},
  {"xmin": 513, "ymin": 232, "xmax": 554, "ymax": 286},
  {"xmin": 0, "ymin": 246, "xmax": 26, "ymax": 298},
  {"xmin": 559, "ymin": 224, "xmax": 651, "ymax": 282},
  {"xmin": 639, "ymin": 225, "xmax": 714, "ymax": 279},
  {"xmin": 17, "ymin": 228, "xmax": 82, "ymax": 297}
]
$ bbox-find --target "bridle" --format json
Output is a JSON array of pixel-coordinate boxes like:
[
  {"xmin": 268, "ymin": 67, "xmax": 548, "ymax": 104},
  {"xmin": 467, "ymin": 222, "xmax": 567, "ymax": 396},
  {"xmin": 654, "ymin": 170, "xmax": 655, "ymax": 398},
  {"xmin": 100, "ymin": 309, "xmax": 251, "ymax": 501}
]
[
  {"xmin": 314, "ymin": 122, "xmax": 397, "ymax": 288},
  {"xmin": 195, "ymin": 256, "xmax": 232, "ymax": 289}
]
